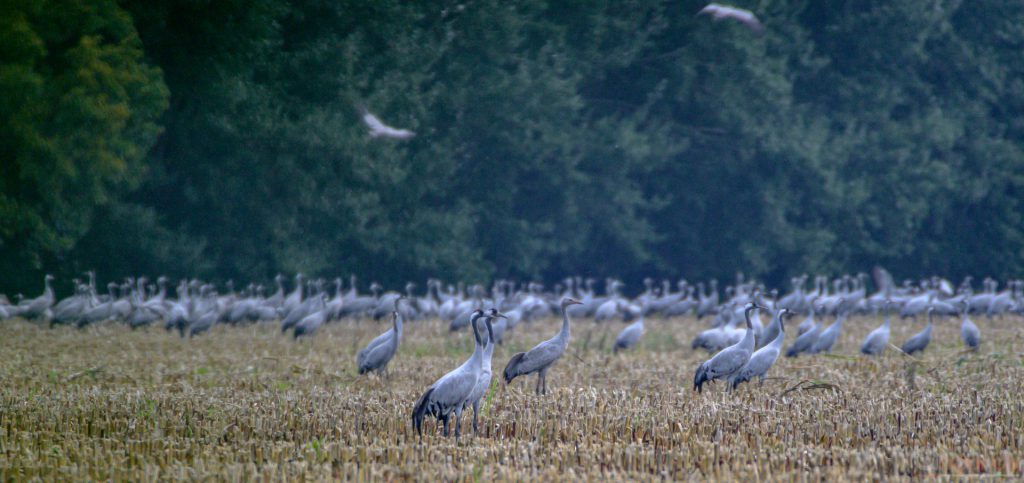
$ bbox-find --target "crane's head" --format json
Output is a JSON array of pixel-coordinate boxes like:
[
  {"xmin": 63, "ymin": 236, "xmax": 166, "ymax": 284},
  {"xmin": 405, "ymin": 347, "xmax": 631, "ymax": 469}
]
[
  {"xmin": 487, "ymin": 308, "xmax": 508, "ymax": 319},
  {"xmin": 562, "ymin": 297, "xmax": 583, "ymax": 308}
]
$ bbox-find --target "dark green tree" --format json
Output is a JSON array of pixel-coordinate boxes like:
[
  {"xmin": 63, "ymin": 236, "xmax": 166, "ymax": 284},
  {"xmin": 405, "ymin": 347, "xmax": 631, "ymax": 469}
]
[{"xmin": 0, "ymin": 0, "xmax": 167, "ymax": 293}]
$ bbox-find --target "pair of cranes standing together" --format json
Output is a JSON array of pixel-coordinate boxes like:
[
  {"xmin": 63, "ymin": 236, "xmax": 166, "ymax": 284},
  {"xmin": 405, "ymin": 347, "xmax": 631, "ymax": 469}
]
[
  {"xmin": 413, "ymin": 299, "xmax": 581, "ymax": 438},
  {"xmin": 355, "ymin": 298, "xmax": 582, "ymax": 438}
]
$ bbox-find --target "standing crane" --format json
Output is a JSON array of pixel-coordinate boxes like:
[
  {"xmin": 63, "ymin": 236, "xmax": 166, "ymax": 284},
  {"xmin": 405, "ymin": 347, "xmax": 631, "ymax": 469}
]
[
  {"xmin": 613, "ymin": 315, "xmax": 645, "ymax": 353},
  {"xmin": 503, "ymin": 298, "xmax": 583, "ymax": 395},
  {"xmin": 412, "ymin": 310, "xmax": 486, "ymax": 438},
  {"xmin": 810, "ymin": 306, "xmax": 846, "ymax": 354},
  {"xmin": 860, "ymin": 315, "xmax": 891, "ymax": 356},
  {"xmin": 729, "ymin": 308, "xmax": 789, "ymax": 389},
  {"xmin": 466, "ymin": 308, "xmax": 507, "ymax": 433},
  {"xmin": 357, "ymin": 298, "xmax": 405, "ymax": 375},
  {"xmin": 694, "ymin": 302, "xmax": 762, "ymax": 393},
  {"xmin": 785, "ymin": 317, "xmax": 820, "ymax": 358},
  {"xmin": 19, "ymin": 274, "xmax": 55, "ymax": 320},
  {"xmin": 900, "ymin": 306, "xmax": 934, "ymax": 355},
  {"xmin": 959, "ymin": 301, "xmax": 980, "ymax": 351}
]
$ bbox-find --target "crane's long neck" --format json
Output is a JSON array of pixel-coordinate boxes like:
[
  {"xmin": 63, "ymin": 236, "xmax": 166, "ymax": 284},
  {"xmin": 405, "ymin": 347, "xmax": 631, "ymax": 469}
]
[
  {"xmin": 740, "ymin": 324, "xmax": 755, "ymax": 350},
  {"xmin": 469, "ymin": 315, "xmax": 484, "ymax": 360},
  {"xmin": 393, "ymin": 315, "xmax": 402, "ymax": 345},
  {"xmin": 469, "ymin": 336, "xmax": 484, "ymax": 368},
  {"xmin": 482, "ymin": 317, "xmax": 495, "ymax": 365},
  {"xmin": 770, "ymin": 328, "xmax": 785, "ymax": 348},
  {"xmin": 558, "ymin": 306, "xmax": 571, "ymax": 343}
]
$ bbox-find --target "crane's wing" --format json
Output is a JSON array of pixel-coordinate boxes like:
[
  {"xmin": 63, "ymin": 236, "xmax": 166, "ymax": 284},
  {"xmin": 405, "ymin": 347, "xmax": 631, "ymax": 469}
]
[
  {"xmin": 743, "ymin": 346, "xmax": 779, "ymax": 375},
  {"xmin": 357, "ymin": 328, "xmax": 392, "ymax": 366},
  {"xmin": 706, "ymin": 346, "xmax": 749, "ymax": 378},
  {"xmin": 362, "ymin": 111, "xmax": 387, "ymax": 132},
  {"xmin": 738, "ymin": 14, "xmax": 764, "ymax": 33},
  {"xmin": 615, "ymin": 322, "xmax": 643, "ymax": 347},
  {"xmin": 515, "ymin": 339, "xmax": 565, "ymax": 374},
  {"xmin": 359, "ymin": 339, "xmax": 395, "ymax": 372},
  {"xmin": 698, "ymin": 4, "xmax": 722, "ymax": 15},
  {"xmin": 431, "ymin": 370, "xmax": 477, "ymax": 407}
]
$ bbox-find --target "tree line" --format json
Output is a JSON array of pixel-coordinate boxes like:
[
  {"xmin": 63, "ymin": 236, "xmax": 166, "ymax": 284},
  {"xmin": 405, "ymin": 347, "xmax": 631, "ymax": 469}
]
[{"xmin": 2, "ymin": 0, "xmax": 1022, "ymax": 295}]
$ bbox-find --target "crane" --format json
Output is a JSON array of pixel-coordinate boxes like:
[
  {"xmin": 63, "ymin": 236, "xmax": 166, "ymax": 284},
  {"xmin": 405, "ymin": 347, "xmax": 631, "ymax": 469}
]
[
  {"xmin": 729, "ymin": 308, "xmax": 789, "ymax": 389},
  {"xmin": 694, "ymin": 302, "xmax": 762, "ymax": 393},
  {"xmin": 503, "ymin": 298, "xmax": 582, "ymax": 395},
  {"xmin": 412, "ymin": 310, "xmax": 486, "ymax": 438}
]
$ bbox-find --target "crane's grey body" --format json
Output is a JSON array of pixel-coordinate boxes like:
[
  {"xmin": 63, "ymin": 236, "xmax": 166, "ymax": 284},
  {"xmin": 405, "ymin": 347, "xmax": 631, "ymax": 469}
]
[
  {"xmin": 691, "ymin": 312, "xmax": 744, "ymax": 353},
  {"xmin": 810, "ymin": 312, "xmax": 846, "ymax": 354},
  {"xmin": 503, "ymin": 298, "xmax": 582, "ymax": 395},
  {"xmin": 293, "ymin": 298, "xmax": 328, "ymax": 339},
  {"xmin": 729, "ymin": 309, "xmax": 788, "ymax": 389},
  {"xmin": 188, "ymin": 311, "xmax": 217, "ymax": 338},
  {"xmin": 785, "ymin": 321, "xmax": 820, "ymax": 357},
  {"xmin": 412, "ymin": 310, "xmax": 485, "ymax": 437},
  {"xmin": 960, "ymin": 310, "xmax": 980, "ymax": 351},
  {"xmin": 613, "ymin": 317, "xmax": 645, "ymax": 353},
  {"xmin": 901, "ymin": 307, "xmax": 934, "ymax": 355},
  {"xmin": 860, "ymin": 316, "xmax": 890, "ymax": 355},
  {"xmin": 796, "ymin": 309, "xmax": 816, "ymax": 336},
  {"xmin": 694, "ymin": 303, "xmax": 760, "ymax": 393},
  {"xmin": 280, "ymin": 293, "xmax": 320, "ymax": 333},
  {"xmin": 358, "ymin": 308, "xmax": 403, "ymax": 374},
  {"xmin": 19, "ymin": 274, "xmax": 54, "ymax": 320}
]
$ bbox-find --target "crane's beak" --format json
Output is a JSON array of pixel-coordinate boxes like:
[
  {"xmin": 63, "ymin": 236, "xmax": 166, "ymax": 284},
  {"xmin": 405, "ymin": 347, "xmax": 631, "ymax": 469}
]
[{"xmin": 495, "ymin": 311, "xmax": 509, "ymax": 319}]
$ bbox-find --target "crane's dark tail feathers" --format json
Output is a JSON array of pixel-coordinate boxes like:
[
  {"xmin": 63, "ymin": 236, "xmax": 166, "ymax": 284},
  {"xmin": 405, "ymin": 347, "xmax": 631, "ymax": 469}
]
[
  {"xmin": 503, "ymin": 352, "xmax": 526, "ymax": 384},
  {"xmin": 693, "ymin": 364, "xmax": 708, "ymax": 393},
  {"xmin": 784, "ymin": 347, "xmax": 799, "ymax": 358},
  {"xmin": 358, "ymin": 364, "xmax": 368, "ymax": 375},
  {"xmin": 411, "ymin": 387, "xmax": 434, "ymax": 436}
]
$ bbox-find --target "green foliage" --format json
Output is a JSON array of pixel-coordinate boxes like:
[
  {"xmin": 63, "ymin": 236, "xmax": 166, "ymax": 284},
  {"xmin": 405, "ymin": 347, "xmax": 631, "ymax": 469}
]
[
  {"xmin": 0, "ymin": 0, "xmax": 167, "ymax": 291},
  {"xmin": 3, "ymin": 0, "xmax": 1024, "ymax": 294}
]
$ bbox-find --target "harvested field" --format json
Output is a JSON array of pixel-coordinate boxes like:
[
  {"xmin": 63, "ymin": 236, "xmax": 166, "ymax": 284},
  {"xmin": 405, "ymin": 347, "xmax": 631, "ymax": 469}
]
[{"xmin": 1, "ymin": 315, "xmax": 1022, "ymax": 480}]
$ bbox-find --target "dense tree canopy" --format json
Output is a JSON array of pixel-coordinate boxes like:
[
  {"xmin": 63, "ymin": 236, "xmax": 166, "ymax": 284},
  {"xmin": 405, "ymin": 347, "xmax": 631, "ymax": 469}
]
[
  {"xmin": 1, "ymin": 0, "xmax": 1022, "ymax": 295},
  {"xmin": 0, "ymin": 0, "xmax": 168, "ymax": 290}
]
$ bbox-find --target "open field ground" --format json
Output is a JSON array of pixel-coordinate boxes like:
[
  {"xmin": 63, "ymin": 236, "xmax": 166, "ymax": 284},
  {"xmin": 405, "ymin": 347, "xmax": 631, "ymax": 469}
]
[{"xmin": 1, "ymin": 314, "xmax": 1023, "ymax": 480}]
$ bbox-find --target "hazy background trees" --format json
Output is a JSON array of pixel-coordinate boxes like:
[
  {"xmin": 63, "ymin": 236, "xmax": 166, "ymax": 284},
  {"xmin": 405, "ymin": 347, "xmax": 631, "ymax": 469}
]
[{"xmin": 2, "ymin": 0, "xmax": 1022, "ymax": 294}]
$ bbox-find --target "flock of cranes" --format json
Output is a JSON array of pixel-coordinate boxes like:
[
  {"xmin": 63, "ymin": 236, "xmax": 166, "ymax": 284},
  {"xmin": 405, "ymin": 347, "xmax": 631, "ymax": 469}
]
[{"xmin": 1, "ymin": 269, "xmax": 1017, "ymax": 438}]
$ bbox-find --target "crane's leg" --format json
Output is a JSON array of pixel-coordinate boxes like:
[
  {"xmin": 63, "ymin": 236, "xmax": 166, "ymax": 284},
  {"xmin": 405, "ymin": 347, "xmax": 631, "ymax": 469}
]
[
  {"xmin": 540, "ymin": 368, "xmax": 549, "ymax": 395},
  {"xmin": 535, "ymin": 373, "xmax": 542, "ymax": 395},
  {"xmin": 454, "ymin": 407, "xmax": 464, "ymax": 439},
  {"xmin": 472, "ymin": 400, "xmax": 480, "ymax": 434},
  {"xmin": 442, "ymin": 413, "xmax": 450, "ymax": 437}
]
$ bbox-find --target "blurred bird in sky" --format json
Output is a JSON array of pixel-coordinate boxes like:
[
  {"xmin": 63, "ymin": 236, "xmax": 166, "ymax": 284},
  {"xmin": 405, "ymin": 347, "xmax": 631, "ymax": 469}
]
[
  {"xmin": 360, "ymin": 106, "xmax": 416, "ymax": 140},
  {"xmin": 697, "ymin": 3, "xmax": 764, "ymax": 33}
]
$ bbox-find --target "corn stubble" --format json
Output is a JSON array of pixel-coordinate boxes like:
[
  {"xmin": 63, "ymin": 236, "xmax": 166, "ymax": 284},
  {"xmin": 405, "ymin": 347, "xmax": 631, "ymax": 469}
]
[{"xmin": 1, "ymin": 315, "xmax": 1021, "ymax": 480}]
